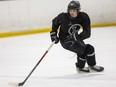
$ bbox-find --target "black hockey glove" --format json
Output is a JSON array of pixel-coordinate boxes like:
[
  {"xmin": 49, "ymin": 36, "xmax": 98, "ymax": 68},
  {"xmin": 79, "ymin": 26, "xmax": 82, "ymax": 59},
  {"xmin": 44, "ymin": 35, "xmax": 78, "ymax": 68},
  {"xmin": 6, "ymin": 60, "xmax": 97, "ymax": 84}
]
[{"xmin": 50, "ymin": 31, "xmax": 59, "ymax": 44}]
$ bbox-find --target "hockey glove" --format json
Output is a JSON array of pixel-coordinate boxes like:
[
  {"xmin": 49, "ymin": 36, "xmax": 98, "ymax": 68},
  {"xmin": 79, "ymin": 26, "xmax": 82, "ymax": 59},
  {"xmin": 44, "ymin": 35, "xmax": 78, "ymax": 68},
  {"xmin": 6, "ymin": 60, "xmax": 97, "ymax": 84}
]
[{"xmin": 50, "ymin": 31, "xmax": 59, "ymax": 44}]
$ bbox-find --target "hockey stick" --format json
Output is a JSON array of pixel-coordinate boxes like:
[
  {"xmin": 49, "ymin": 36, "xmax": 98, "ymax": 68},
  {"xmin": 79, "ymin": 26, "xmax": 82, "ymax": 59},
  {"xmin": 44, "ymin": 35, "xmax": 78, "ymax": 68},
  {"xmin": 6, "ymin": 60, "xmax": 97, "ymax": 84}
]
[{"xmin": 18, "ymin": 41, "xmax": 55, "ymax": 86}]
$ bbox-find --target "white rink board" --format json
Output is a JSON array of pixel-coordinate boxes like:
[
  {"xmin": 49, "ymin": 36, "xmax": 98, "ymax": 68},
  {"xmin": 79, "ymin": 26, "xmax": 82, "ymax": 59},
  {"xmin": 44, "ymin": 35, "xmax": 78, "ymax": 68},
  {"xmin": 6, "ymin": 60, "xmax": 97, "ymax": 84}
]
[{"xmin": 0, "ymin": 0, "xmax": 116, "ymax": 32}]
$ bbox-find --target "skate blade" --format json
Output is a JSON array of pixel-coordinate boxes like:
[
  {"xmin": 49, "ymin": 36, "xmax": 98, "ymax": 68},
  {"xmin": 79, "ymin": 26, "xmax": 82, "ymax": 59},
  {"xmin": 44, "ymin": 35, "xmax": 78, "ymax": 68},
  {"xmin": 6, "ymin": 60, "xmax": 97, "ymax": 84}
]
[{"xmin": 89, "ymin": 68, "xmax": 104, "ymax": 73}]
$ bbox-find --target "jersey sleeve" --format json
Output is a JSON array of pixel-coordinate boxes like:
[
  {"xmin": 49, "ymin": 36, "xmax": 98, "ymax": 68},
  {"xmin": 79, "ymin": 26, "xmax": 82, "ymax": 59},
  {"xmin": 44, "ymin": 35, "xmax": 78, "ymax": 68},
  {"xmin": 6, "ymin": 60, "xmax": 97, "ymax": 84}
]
[
  {"xmin": 79, "ymin": 12, "xmax": 91, "ymax": 40},
  {"xmin": 51, "ymin": 14, "xmax": 61, "ymax": 32}
]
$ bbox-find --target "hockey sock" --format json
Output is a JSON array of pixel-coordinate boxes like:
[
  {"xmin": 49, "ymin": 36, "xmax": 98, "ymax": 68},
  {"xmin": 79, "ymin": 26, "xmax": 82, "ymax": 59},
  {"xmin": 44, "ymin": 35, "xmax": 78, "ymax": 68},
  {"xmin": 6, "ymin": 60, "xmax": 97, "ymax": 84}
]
[{"xmin": 84, "ymin": 44, "xmax": 96, "ymax": 66}]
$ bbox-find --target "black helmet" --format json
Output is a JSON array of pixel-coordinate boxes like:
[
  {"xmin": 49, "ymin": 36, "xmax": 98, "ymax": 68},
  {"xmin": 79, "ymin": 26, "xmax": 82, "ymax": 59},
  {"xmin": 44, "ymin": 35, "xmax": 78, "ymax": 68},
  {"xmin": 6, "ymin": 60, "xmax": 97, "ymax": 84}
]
[{"xmin": 67, "ymin": 0, "xmax": 81, "ymax": 12}]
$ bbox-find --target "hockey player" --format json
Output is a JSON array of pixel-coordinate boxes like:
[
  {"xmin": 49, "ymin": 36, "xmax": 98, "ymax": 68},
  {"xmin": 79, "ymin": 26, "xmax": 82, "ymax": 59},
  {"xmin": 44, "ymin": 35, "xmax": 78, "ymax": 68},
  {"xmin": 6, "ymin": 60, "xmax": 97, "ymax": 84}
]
[{"xmin": 50, "ymin": 0, "xmax": 104, "ymax": 72}]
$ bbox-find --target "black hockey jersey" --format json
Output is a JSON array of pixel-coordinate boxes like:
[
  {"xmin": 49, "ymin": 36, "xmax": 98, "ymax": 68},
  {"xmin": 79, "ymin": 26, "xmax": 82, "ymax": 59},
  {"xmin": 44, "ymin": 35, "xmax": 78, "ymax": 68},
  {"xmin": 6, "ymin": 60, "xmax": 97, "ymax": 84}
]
[{"xmin": 51, "ymin": 12, "xmax": 91, "ymax": 41}]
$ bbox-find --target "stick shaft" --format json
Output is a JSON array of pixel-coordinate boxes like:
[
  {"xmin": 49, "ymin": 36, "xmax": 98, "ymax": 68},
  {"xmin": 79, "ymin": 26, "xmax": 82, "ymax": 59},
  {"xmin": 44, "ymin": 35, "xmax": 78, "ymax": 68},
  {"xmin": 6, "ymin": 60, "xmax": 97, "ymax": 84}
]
[{"xmin": 19, "ymin": 41, "xmax": 55, "ymax": 86}]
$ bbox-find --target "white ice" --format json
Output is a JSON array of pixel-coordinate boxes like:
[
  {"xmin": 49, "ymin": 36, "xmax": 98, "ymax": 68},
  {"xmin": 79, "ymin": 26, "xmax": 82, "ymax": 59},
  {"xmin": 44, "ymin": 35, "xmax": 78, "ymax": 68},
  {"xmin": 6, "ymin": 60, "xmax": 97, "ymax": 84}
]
[{"xmin": 0, "ymin": 26, "xmax": 116, "ymax": 87}]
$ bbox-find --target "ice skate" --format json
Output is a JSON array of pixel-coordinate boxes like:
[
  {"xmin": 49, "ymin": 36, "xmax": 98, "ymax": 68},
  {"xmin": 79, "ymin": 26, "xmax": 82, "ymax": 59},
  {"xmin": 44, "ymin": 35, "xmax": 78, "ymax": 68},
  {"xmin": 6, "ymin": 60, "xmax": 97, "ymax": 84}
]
[
  {"xmin": 89, "ymin": 65, "xmax": 104, "ymax": 72},
  {"xmin": 76, "ymin": 66, "xmax": 90, "ymax": 73}
]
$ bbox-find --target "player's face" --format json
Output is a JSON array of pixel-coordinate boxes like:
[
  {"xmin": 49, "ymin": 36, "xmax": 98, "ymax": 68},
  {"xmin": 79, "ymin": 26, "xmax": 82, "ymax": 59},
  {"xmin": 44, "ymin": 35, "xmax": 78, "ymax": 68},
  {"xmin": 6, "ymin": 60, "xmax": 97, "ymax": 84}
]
[{"xmin": 69, "ymin": 9, "xmax": 78, "ymax": 18}]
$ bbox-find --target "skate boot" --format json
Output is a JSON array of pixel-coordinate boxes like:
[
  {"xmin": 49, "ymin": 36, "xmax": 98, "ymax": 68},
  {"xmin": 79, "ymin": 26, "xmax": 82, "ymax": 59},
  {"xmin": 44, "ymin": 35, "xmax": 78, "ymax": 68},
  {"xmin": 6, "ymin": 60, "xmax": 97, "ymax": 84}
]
[
  {"xmin": 76, "ymin": 66, "xmax": 90, "ymax": 73},
  {"xmin": 89, "ymin": 65, "xmax": 104, "ymax": 72}
]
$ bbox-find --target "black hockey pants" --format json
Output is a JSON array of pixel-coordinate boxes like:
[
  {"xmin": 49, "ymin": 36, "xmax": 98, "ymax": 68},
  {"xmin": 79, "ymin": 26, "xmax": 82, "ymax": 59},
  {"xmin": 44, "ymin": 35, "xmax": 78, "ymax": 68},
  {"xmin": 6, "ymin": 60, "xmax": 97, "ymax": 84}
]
[{"xmin": 60, "ymin": 40, "xmax": 96, "ymax": 68}]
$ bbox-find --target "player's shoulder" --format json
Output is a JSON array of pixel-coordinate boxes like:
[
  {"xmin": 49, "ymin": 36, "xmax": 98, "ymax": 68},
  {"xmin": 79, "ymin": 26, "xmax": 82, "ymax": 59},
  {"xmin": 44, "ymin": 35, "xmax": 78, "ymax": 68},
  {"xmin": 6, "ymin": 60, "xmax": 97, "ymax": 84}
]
[
  {"xmin": 52, "ymin": 12, "xmax": 67, "ymax": 23},
  {"xmin": 57, "ymin": 12, "xmax": 67, "ymax": 18},
  {"xmin": 79, "ymin": 12, "xmax": 89, "ymax": 17},
  {"xmin": 79, "ymin": 12, "xmax": 90, "ymax": 19}
]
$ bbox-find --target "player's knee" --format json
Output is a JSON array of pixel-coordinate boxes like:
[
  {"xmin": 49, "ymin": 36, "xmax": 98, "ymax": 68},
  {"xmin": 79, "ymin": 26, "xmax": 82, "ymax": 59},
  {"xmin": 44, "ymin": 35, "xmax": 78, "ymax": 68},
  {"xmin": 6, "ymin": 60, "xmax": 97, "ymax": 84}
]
[{"xmin": 85, "ymin": 44, "xmax": 95, "ymax": 55}]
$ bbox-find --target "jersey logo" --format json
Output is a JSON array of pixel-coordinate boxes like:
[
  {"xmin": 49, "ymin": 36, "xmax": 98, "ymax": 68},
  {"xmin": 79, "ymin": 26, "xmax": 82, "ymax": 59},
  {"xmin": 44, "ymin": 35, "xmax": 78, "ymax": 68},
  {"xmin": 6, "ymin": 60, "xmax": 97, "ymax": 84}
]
[
  {"xmin": 64, "ymin": 24, "xmax": 81, "ymax": 47},
  {"xmin": 68, "ymin": 24, "xmax": 81, "ymax": 35}
]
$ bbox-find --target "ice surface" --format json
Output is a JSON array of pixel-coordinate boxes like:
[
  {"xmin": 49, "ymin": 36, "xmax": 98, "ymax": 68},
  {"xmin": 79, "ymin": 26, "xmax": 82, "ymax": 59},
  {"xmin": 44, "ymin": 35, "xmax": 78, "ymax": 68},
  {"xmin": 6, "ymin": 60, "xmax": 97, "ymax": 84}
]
[{"xmin": 0, "ymin": 26, "xmax": 116, "ymax": 87}]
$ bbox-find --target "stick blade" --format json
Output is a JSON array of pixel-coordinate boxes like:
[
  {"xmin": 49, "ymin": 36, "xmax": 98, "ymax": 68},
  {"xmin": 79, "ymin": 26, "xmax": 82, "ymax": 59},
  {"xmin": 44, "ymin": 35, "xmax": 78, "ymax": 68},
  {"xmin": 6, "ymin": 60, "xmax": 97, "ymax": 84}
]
[
  {"xmin": 18, "ymin": 82, "xmax": 24, "ymax": 86},
  {"xmin": 8, "ymin": 82, "xmax": 19, "ymax": 87},
  {"xmin": 9, "ymin": 82, "xmax": 24, "ymax": 87}
]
